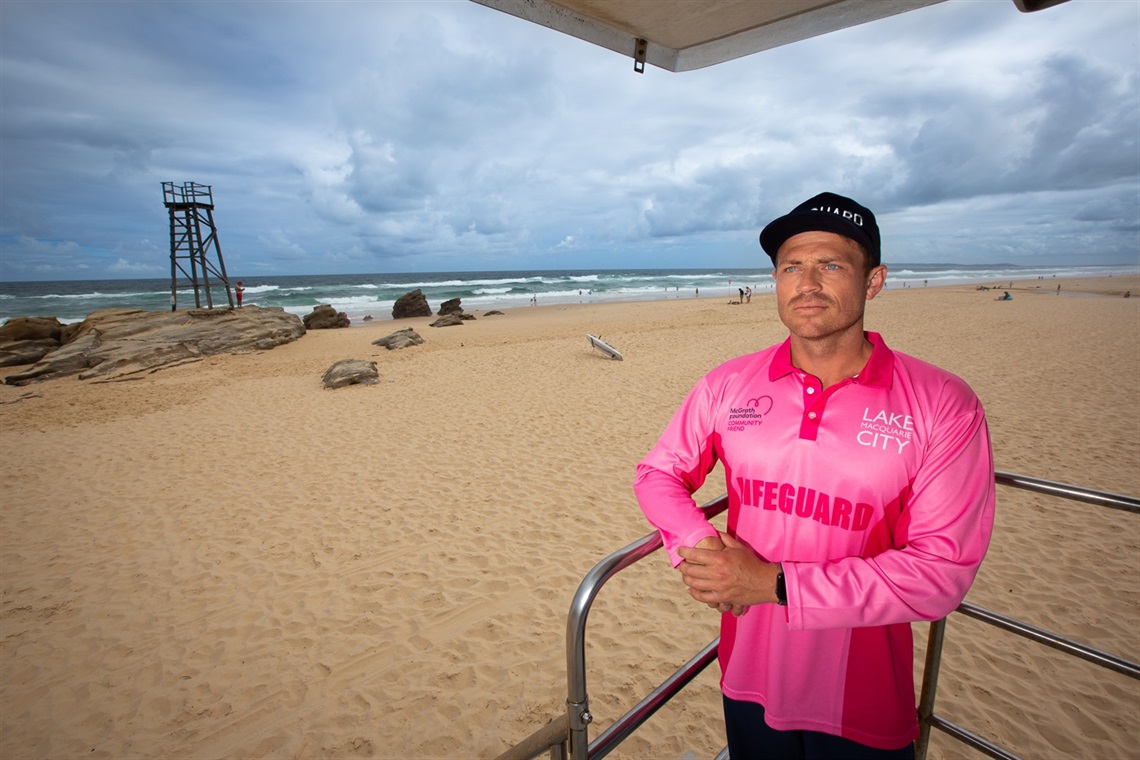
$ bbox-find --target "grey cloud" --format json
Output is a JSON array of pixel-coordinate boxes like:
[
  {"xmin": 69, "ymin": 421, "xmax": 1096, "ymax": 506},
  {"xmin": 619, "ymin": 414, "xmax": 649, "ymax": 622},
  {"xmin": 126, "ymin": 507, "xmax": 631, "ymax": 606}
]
[
  {"xmin": 879, "ymin": 50, "xmax": 1138, "ymax": 207},
  {"xmin": 1075, "ymin": 194, "xmax": 1137, "ymax": 226},
  {"xmin": 1031, "ymin": 56, "xmax": 1140, "ymax": 188},
  {"xmin": 641, "ymin": 164, "xmax": 761, "ymax": 239},
  {"xmin": 1, "ymin": 0, "xmax": 1137, "ymax": 280}
]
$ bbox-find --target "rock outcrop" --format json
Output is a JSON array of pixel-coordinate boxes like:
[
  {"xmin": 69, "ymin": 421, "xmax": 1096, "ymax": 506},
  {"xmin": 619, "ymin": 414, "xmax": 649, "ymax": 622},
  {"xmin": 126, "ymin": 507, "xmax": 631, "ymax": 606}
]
[
  {"xmin": 3, "ymin": 306, "xmax": 305, "ymax": 386},
  {"xmin": 0, "ymin": 316, "xmax": 67, "ymax": 367},
  {"xmin": 372, "ymin": 327, "xmax": 424, "ymax": 350},
  {"xmin": 438, "ymin": 298, "xmax": 463, "ymax": 316},
  {"xmin": 392, "ymin": 289, "xmax": 432, "ymax": 319},
  {"xmin": 322, "ymin": 359, "xmax": 378, "ymax": 389},
  {"xmin": 429, "ymin": 314, "xmax": 466, "ymax": 328},
  {"xmin": 0, "ymin": 316, "xmax": 63, "ymax": 343},
  {"xmin": 437, "ymin": 298, "xmax": 479, "ymax": 322},
  {"xmin": 0, "ymin": 339, "xmax": 61, "ymax": 367},
  {"xmin": 303, "ymin": 305, "xmax": 350, "ymax": 329}
]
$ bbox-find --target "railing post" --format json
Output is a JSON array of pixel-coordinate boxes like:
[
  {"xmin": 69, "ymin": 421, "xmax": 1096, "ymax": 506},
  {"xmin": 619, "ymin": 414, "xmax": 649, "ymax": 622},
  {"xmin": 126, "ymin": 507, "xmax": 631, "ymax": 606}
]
[
  {"xmin": 563, "ymin": 495, "xmax": 729, "ymax": 760},
  {"xmin": 565, "ymin": 532, "xmax": 663, "ymax": 760},
  {"xmin": 916, "ymin": 617, "xmax": 948, "ymax": 760}
]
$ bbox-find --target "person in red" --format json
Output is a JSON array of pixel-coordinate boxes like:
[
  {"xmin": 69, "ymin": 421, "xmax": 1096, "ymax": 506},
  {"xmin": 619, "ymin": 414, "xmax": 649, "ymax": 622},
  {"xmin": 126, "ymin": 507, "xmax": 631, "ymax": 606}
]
[
  {"xmin": 634, "ymin": 192, "xmax": 995, "ymax": 760},
  {"xmin": 235, "ymin": 280, "xmax": 244, "ymax": 308}
]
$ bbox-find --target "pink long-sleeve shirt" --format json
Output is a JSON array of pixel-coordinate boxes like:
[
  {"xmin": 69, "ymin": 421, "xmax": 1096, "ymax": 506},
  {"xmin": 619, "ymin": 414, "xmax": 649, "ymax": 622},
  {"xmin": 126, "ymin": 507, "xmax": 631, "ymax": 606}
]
[{"xmin": 634, "ymin": 332, "xmax": 994, "ymax": 749}]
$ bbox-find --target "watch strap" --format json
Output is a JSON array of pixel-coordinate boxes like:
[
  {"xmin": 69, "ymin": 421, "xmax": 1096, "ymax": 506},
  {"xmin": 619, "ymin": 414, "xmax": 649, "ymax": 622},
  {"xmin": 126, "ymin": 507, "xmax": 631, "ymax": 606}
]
[{"xmin": 775, "ymin": 565, "xmax": 787, "ymax": 606}]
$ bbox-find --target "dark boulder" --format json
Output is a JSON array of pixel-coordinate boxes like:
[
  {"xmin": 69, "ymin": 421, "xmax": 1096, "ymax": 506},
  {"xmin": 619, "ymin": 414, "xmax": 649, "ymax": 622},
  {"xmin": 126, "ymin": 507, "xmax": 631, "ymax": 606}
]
[
  {"xmin": 438, "ymin": 298, "xmax": 463, "ymax": 316},
  {"xmin": 0, "ymin": 316, "xmax": 66, "ymax": 367},
  {"xmin": 0, "ymin": 316, "xmax": 63, "ymax": 344},
  {"xmin": 303, "ymin": 304, "xmax": 350, "ymax": 329},
  {"xmin": 392, "ymin": 289, "xmax": 432, "ymax": 319}
]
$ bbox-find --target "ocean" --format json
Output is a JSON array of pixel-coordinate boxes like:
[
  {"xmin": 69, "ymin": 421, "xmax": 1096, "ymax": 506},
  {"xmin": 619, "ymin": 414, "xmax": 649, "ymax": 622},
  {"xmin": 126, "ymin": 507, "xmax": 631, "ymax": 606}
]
[{"xmin": 1, "ymin": 264, "xmax": 1135, "ymax": 326}]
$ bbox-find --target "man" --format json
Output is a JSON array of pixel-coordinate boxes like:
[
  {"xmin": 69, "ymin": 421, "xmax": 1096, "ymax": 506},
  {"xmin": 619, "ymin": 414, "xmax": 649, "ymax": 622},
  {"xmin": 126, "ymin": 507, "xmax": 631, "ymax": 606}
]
[{"xmin": 634, "ymin": 192, "xmax": 995, "ymax": 759}]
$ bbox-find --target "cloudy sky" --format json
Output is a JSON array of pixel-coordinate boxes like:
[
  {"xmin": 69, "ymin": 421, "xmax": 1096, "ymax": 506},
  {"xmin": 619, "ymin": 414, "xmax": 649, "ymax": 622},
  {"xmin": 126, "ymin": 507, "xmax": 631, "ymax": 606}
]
[{"xmin": 1, "ymin": 0, "xmax": 1137, "ymax": 281}]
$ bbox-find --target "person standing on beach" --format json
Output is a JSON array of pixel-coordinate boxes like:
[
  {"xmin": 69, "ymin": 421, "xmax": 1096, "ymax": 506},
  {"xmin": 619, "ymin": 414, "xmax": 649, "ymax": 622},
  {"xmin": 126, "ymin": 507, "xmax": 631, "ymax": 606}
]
[
  {"xmin": 634, "ymin": 192, "xmax": 995, "ymax": 759},
  {"xmin": 235, "ymin": 280, "xmax": 244, "ymax": 308}
]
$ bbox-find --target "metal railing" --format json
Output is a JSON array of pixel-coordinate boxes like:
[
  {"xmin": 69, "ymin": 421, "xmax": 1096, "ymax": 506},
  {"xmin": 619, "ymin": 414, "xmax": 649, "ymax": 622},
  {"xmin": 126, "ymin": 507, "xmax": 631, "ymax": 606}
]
[
  {"xmin": 915, "ymin": 472, "xmax": 1140, "ymax": 759},
  {"xmin": 497, "ymin": 472, "xmax": 1139, "ymax": 760}
]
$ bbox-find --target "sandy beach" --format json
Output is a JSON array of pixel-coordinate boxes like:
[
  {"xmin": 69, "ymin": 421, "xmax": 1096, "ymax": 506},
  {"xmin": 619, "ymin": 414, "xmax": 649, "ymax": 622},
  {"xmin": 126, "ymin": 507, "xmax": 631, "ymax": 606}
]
[{"xmin": 1, "ymin": 274, "xmax": 1137, "ymax": 759}]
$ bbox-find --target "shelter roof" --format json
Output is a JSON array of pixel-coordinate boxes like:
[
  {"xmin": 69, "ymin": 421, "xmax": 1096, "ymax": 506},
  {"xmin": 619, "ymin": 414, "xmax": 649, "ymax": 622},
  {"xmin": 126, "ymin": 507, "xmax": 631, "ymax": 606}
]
[{"xmin": 470, "ymin": 0, "xmax": 1070, "ymax": 72}]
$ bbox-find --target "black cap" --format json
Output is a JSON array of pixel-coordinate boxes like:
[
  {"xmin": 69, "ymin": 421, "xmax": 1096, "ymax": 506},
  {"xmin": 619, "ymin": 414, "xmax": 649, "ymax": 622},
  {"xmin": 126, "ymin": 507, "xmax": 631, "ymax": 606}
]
[{"xmin": 759, "ymin": 192, "xmax": 881, "ymax": 267}]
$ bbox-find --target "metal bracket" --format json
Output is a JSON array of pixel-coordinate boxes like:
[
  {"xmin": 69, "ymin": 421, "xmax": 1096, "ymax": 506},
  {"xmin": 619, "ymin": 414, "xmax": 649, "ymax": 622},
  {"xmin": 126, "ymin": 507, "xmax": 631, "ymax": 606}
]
[
  {"xmin": 567, "ymin": 697, "xmax": 592, "ymax": 730},
  {"xmin": 633, "ymin": 38, "xmax": 647, "ymax": 73}
]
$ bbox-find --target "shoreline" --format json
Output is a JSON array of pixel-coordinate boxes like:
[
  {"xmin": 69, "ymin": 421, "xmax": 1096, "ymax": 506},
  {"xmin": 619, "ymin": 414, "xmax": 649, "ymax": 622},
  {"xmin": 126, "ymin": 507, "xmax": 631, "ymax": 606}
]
[
  {"xmin": 2, "ymin": 275, "xmax": 1137, "ymax": 759},
  {"xmin": 2, "ymin": 266, "xmax": 1136, "ymax": 327},
  {"xmin": 341, "ymin": 272, "xmax": 1136, "ymax": 327},
  {"xmin": 235, "ymin": 270, "xmax": 1140, "ymax": 328}
]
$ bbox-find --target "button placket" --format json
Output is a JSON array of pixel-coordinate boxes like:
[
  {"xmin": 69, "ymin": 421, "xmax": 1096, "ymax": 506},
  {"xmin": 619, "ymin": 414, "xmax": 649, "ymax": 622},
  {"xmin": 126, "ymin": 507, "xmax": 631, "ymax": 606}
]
[{"xmin": 799, "ymin": 375, "xmax": 825, "ymax": 438}]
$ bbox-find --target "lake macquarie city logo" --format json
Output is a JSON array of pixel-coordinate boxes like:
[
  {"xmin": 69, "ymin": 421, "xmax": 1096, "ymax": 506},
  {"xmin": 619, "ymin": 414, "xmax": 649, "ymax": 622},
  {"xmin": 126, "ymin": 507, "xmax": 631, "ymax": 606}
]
[
  {"xmin": 727, "ymin": 396, "xmax": 773, "ymax": 432},
  {"xmin": 859, "ymin": 407, "xmax": 914, "ymax": 454}
]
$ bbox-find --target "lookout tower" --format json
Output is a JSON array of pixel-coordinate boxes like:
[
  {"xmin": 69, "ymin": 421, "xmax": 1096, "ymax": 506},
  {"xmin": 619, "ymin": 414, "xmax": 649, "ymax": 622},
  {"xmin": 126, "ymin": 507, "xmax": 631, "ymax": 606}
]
[{"xmin": 162, "ymin": 181, "xmax": 233, "ymax": 310}]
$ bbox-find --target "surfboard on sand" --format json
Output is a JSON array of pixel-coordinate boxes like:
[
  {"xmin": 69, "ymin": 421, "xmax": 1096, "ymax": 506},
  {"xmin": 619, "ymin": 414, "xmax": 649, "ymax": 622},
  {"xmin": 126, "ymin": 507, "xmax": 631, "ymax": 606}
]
[{"xmin": 586, "ymin": 333, "xmax": 623, "ymax": 361}]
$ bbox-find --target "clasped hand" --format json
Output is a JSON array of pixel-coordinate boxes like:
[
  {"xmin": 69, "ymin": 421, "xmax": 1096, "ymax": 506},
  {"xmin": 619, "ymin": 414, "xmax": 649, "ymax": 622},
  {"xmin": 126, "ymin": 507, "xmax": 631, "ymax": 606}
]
[{"xmin": 677, "ymin": 531, "xmax": 779, "ymax": 617}]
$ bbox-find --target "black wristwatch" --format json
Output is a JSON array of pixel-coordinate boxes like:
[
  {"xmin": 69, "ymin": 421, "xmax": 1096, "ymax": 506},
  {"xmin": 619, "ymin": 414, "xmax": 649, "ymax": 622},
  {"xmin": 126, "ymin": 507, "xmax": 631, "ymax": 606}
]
[{"xmin": 775, "ymin": 565, "xmax": 787, "ymax": 606}]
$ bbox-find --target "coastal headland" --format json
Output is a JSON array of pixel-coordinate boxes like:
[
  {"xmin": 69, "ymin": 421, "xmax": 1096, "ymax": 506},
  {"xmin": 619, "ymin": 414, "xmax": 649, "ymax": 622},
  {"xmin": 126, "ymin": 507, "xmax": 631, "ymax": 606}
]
[{"xmin": 1, "ymin": 276, "xmax": 1137, "ymax": 759}]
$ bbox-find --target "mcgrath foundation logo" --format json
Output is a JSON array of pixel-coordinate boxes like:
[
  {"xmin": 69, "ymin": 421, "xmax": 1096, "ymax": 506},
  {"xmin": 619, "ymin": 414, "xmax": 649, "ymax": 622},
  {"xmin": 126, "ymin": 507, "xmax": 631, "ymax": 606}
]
[{"xmin": 728, "ymin": 396, "xmax": 773, "ymax": 432}]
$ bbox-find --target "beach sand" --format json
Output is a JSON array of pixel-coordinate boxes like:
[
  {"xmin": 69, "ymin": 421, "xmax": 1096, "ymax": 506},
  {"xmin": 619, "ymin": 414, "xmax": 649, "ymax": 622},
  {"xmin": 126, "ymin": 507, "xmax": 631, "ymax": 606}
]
[{"xmin": 1, "ymin": 275, "xmax": 1137, "ymax": 759}]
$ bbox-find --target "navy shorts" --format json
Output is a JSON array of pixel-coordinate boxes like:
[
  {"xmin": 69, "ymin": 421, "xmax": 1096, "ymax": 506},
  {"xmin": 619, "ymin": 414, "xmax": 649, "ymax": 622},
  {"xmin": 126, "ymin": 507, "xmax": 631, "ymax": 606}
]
[{"xmin": 723, "ymin": 696, "xmax": 916, "ymax": 760}]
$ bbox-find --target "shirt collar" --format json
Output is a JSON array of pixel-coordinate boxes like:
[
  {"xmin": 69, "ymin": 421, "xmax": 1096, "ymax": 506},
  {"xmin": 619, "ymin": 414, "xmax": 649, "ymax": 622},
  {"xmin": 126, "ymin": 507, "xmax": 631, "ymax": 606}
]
[{"xmin": 769, "ymin": 331, "xmax": 894, "ymax": 388}]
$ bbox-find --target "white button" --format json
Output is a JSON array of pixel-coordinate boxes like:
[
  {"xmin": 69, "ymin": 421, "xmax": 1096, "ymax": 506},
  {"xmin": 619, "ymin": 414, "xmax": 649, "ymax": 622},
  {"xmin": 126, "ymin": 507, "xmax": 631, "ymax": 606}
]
[
  {"xmin": 808, "ymin": 412, "xmax": 817, "ymax": 420},
  {"xmin": 806, "ymin": 387, "xmax": 815, "ymax": 395}
]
